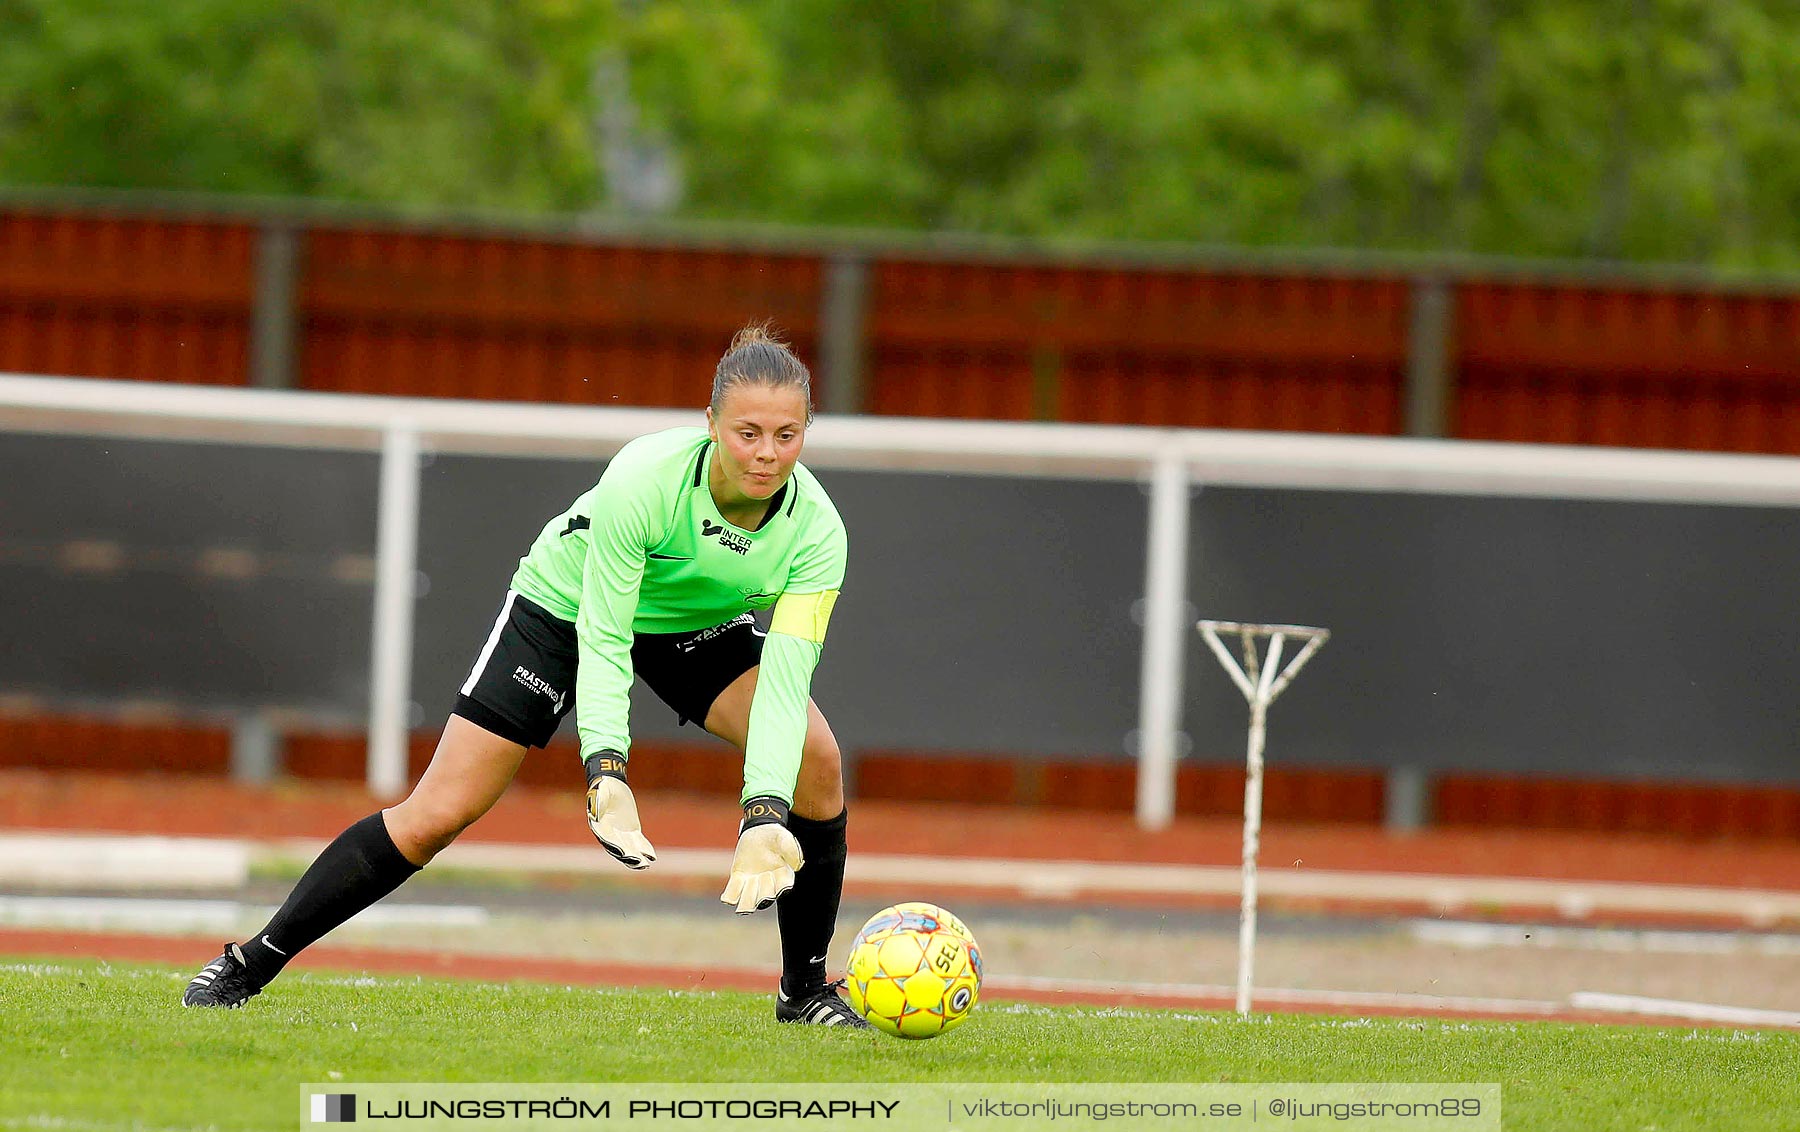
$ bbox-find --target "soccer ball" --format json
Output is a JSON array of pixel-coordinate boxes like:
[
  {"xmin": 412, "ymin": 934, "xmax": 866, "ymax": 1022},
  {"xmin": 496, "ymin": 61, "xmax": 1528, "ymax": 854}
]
[{"xmin": 844, "ymin": 901, "xmax": 982, "ymax": 1038}]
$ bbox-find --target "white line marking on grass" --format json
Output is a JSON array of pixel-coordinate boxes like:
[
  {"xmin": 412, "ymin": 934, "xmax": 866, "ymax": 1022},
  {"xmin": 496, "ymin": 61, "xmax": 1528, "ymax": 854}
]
[
  {"xmin": 0, "ymin": 962, "xmax": 179, "ymax": 981},
  {"xmin": 1568, "ymin": 992, "xmax": 1800, "ymax": 1028},
  {"xmin": 986, "ymin": 972, "xmax": 1564, "ymax": 1016},
  {"xmin": 1678, "ymin": 1029, "xmax": 1768, "ymax": 1043},
  {"xmin": 993, "ymin": 1002, "xmax": 1231, "ymax": 1023},
  {"xmin": 989, "ymin": 1002, "xmax": 1530, "ymax": 1030}
]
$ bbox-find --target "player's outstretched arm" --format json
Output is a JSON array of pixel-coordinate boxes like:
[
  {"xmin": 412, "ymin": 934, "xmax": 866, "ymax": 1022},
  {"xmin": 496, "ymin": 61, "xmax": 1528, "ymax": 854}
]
[
  {"xmin": 585, "ymin": 752, "xmax": 657, "ymax": 869},
  {"xmin": 721, "ymin": 796, "xmax": 804, "ymax": 914}
]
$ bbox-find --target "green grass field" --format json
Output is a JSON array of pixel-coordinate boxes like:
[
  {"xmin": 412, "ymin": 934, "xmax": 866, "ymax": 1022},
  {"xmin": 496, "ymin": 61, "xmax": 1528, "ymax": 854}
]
[{"xmin": 2, "ymin": 958, "xmax": 1794, "ymax": 1132}]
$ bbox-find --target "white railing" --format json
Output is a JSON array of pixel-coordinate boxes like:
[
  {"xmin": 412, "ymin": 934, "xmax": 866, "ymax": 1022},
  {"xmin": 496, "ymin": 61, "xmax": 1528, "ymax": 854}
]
[{"xmin": 9, "ymin": 373, "xmax": 1800, "ymax": 826}]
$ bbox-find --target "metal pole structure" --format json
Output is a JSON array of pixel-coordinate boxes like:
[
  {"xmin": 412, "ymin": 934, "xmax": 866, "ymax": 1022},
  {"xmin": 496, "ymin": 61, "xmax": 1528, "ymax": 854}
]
[
  {"xmin": 1134, "ymin": 453, "xmax": 1190, "ymax": 830},
  {"xmin": 1405, "ymin": 275, "xmax": 1454, "ymax": 439},
  {"xmin": 368, "ymin": 424, "xmax": 422, "ymax": 798},
  {"xmin": 1198, "ymin": 620, "xmax": 1329, "ymax": 1017},
  {"xmin": 819, "ymin": 253, "xmax": 870, "ymax": 416},
  {"xmin": 250, "ymin": 224, "xmax": 301, "ymax": 390},
  {"xmin": 1236, "ymin": 631, "xmax": 1282, "ymax": 1017},
  {"xmin": 229, "ymin": 711, "xmax": 279, "ymax": 785}
]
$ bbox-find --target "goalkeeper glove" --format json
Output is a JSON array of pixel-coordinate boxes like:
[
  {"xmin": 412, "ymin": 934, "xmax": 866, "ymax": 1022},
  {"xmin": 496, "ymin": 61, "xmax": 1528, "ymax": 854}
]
[
  {"xmin": 720, "ymin": 796, "xmax": 804, "ymax": 914},
  {"xmin": 585, "ymin": 752, "xmax": 656, "ymax": 870}
]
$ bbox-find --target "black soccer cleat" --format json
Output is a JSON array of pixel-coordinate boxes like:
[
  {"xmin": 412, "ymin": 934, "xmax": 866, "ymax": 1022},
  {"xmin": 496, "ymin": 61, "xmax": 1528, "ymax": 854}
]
[
  {"xmin": 775, "ymin": 979, "xmax": 872, "ymax": 1028},
  {"xmin": 183, "ymin": 943, "xmax": 264, "ymax": 1008}
]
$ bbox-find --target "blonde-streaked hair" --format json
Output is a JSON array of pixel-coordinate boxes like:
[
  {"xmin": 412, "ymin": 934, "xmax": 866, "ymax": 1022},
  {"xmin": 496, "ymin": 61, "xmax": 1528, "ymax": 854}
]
[{"xmin": 710, "ymin": 322, "xmax": 813, "ymax": 424}]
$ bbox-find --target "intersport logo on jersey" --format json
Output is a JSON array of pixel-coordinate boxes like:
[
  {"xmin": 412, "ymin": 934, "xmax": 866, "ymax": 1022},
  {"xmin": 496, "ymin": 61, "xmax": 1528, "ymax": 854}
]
[{"xmin": 700, "ymin": 519, "xmax": 751, "ymax": 556}]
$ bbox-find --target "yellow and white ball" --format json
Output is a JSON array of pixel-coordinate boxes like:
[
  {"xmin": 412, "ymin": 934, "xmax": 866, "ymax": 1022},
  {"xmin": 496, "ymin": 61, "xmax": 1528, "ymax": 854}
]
[{"xmin": 845, "ymin": 902, "xmax": 982, "ymax": 1039}]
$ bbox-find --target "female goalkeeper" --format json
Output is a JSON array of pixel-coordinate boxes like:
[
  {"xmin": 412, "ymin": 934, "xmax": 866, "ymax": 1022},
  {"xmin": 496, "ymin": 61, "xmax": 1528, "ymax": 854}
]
[{"xmin": 185, "ymin": 325, "xmax": 867, "ymax": 1027}]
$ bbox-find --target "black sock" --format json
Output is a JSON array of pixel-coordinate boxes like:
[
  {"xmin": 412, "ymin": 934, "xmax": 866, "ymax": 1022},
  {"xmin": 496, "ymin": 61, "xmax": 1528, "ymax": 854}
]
[
  {"xmin": 237, "ymin": 812, "xmax": 421, "ymax": 984},
  {"xmin": 777, "ymin": 808, "xmax": 848, "ymax": 998}
]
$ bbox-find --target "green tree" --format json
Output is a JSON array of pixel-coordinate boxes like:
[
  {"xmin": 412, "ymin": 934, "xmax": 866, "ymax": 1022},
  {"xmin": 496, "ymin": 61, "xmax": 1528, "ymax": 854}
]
[
  {"xmin": 0, "ymin": 0, "xmax": 607, "ymax": 209},
  {"xmin": 7, "ymin": 0, "xmax": 1800, "ymax": 268}
]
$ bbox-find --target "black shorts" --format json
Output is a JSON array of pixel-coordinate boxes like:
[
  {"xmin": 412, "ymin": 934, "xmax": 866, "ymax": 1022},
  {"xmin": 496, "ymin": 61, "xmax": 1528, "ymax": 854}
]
[{"xmin": 453, "ymin": 591, "xmax": 764, "ymax": 748}]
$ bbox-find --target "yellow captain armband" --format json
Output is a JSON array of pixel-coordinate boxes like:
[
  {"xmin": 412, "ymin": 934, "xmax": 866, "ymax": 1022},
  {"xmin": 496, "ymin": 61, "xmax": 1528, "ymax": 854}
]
[{"xmin": 769, "ymin": 590, "xmax": 839, "ymax": 643}]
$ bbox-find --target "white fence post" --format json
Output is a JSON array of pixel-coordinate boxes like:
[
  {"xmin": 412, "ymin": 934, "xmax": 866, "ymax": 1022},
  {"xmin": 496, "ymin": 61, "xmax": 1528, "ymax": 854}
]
[
  {"xmin": 368, "ymin": 424, "xmax": 422, "ymax": 798},
  {"xmin": 1134, "ymin": 452, "xmax": 1190, "ymax": 830}
]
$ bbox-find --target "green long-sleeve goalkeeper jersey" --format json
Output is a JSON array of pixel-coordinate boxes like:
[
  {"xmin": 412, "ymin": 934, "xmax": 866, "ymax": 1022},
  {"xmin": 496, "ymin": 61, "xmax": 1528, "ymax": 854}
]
[{"xmin": 509, "ymin": 426, "xmax": 846, "ymax": 805}]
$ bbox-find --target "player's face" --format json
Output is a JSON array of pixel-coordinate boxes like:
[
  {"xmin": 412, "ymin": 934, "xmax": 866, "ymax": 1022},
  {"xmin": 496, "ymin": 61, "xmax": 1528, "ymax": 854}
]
[{"xmin": 707, "ymin": 383, "xmax": 809, "ymax": 503}]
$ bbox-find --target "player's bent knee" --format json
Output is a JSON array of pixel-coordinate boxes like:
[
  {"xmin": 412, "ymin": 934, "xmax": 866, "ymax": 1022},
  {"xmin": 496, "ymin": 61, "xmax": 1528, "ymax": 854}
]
[
  {"xmin": 385, "ymin": 795, "xmax": 485, "ymax": 863},
  {"xmin": 801, "ymin": 733, "xmax": 842, "ymax": 782},
  {"xmin": 792, "ymin": 730, "xmax": 845, "ymax": 820}
]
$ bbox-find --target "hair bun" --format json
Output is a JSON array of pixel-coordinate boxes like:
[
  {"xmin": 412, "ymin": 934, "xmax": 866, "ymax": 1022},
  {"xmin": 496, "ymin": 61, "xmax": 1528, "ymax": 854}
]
[
  {"xmin": 729, "ymin": 321, "xmax": 788, "ymax": 352},
  {"xmin": 711, "ymin": 321, "xmax": 813, "ymax": 423}
]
